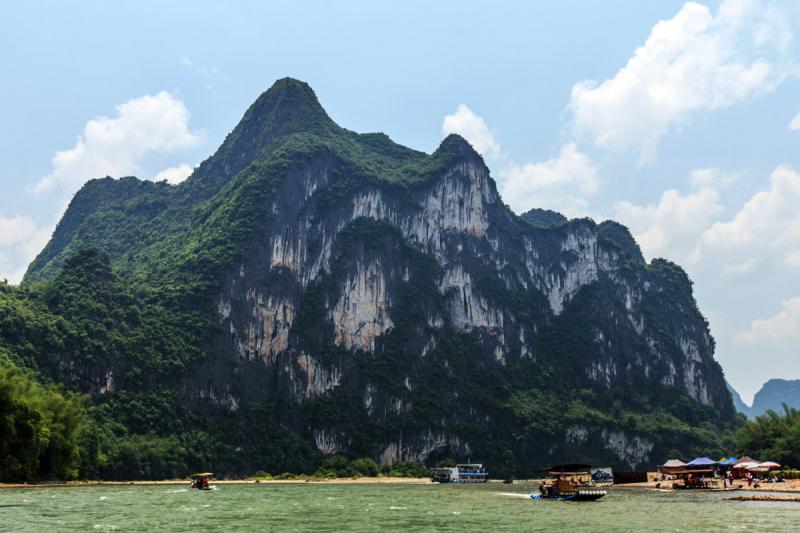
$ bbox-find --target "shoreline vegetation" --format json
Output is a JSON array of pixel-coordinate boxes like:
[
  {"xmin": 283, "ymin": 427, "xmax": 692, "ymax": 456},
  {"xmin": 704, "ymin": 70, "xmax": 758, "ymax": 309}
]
[
  {"xmin": 0, "ymin": 476, "xmax": 433, "ymax": 489},
  {"xmin": 5, "ymin": 476, "xmax": 800, "ymax": 495}
]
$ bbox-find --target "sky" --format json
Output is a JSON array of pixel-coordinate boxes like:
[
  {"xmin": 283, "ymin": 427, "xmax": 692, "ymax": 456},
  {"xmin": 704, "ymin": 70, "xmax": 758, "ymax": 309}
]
[{"xmin": 1, "ymin": 0, "xmax": 799, "ymax": 403}]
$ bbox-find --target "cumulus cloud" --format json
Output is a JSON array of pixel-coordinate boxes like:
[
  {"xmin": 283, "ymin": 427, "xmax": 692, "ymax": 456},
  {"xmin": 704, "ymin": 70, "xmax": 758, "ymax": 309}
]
[
  {"xmin": 441, "ymin": 104, "xmax": 501, "ymax": 158},
  {"xmin": 499, "ymin": 143, "xmax": 600, "ymax": 217},
  {"xmin": 612, "ymin": 185, "xmax": 723, "ymax": 265},
  {"xmin": 33, "ymin": 91, "xmax": 202, "ymax": 195},
  {"xmin": 703, "ymin": 164, "xmax": 800, "ymax": 252},
  {"xmin": 789, "ymin": 111, "xmax": 800, "ymax": 130},
  {"xmin": 688, "ymin": 167, "xmax": 737, "ymax": 189},
  {"xmin": 0, "ymin": 215, "xmax": 53, "ymax": 284},
  {"xmin": 785, "ymin": 250, "xmax": 800, "ymax": 269},
  {"xmin": 154, "ymin": 163, "xmax": 195, "ymax": 185},
  {"xmin": 736, "ymin": 296, "xmax": 800, "ymax": 344},
  {"xmin": 721, "ymin": 257, "xmax": 759, "ymax": 276},
  {"xmin": 570, "ymin": 0, "xmax": 790, "ymax": 165}
]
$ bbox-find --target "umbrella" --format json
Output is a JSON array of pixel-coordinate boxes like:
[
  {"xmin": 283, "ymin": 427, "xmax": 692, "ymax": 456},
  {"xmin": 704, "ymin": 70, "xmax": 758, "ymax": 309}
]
[
  {"xmin": 687, "ymin": 457, "xmax": 718, "ymax": 467},
  {"xmin": 661, "ymin": 459, "xmax": 687, "ymax": 469},
  {"xmin": 733, "ymin": 461, "xmax": 760, "ymax": 470},
  {"xmin": 760, "ymin": 461, "xmax": 781, "ymax": 469},
  {"xmin": 719, "ymin": 457, "xmax": 738, "ymax": 466}
]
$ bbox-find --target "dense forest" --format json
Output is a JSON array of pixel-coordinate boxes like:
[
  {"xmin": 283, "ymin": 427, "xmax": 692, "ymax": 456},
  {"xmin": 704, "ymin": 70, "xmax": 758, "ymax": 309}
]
[{"xmin": 735, "ymin": 405, "xmax": 800, "ymax": 468}]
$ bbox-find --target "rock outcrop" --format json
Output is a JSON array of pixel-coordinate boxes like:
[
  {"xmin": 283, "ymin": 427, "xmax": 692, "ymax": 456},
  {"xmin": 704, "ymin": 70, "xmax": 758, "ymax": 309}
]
[{"xmin": 24, "ymin": 78, "xmax": 735, "ymax": 472}]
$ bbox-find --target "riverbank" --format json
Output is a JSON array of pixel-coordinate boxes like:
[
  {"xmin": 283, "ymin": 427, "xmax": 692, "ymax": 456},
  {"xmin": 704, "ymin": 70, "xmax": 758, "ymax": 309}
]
[
  {"xmin": 615, "ymin": 479, "xmax": 800, "ymax": 493},
  {"xmin": 0, "ymin": 476, "xmax": 435, "ymax": 489}
]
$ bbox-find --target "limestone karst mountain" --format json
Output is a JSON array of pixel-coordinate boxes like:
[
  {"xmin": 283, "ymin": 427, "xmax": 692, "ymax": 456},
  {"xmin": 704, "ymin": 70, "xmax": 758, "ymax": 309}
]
[{"xmin": 13, "ymin": 78, "xmax": 735, "ymax": 474}]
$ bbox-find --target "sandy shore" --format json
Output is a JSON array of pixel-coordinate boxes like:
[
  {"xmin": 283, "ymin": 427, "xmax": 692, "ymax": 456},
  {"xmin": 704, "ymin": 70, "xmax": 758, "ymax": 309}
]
[
  {"xmin": 0, "ymin": 476, "xmax": 435, "ymax": 489},
  {"xmin": 614, "ymin": 479, "xmax": 800, "ymax": 493}
]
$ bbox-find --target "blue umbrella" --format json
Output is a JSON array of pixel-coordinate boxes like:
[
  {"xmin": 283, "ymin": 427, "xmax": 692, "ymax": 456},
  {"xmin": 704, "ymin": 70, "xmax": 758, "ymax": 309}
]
[{"xmin": 687, "ymin": 457, "xmax": 718, "ymax": 466}]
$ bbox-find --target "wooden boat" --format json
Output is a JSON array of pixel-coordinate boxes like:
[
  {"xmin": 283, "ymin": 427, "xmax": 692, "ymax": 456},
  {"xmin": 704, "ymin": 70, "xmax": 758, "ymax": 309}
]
[
  {"xmin": 190, "ymin": 472, "xmax": 216, "ymax": 490},
  {"xmin": 531, "ymin": 464, "xmax": 607, "ymax": 501}
]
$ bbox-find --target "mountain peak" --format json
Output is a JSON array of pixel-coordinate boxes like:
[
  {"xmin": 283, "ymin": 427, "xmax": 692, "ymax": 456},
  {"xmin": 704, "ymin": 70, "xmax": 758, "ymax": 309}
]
[
  {"xmin": 434, "ymin": 134, "xmax": 485, "ymax": 167},
  {"xmin": 188, "ymin": 77, "xmax": 338, "ymax": 192}
]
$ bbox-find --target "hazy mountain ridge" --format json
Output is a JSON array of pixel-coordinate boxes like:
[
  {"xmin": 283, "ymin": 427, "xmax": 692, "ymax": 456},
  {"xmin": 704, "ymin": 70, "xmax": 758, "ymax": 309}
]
[{"xmin": 729, "ymin": 379, "xmax": 800, "ymax": 418}]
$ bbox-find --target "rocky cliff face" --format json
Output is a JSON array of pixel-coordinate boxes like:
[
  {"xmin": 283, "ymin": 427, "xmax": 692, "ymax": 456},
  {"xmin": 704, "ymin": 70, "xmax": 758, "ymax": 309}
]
[{"xmin": 24, "ymin": 78, "xmax": 734, "ymax": 472}]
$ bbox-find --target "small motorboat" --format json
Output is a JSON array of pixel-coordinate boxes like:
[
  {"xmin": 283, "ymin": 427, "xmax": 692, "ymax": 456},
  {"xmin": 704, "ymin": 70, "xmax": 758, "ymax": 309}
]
[
  {"xmin": 190, "ymin": 473, "xmax": 216, "ymax": 491},
  {"xmin": 530, "ymin": 464, "xmax": 606, "ymax": 502}
]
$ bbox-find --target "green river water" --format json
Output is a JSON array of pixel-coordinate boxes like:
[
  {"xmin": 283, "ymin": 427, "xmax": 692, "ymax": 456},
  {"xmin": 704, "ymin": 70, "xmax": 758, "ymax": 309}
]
[{"xmin": 0, "ymin": 482, "xmax": 797, "ymax": 532}]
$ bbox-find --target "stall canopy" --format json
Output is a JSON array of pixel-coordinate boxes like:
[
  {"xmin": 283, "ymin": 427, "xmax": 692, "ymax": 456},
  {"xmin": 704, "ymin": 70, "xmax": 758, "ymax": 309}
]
[
  {"xmin": 660, "ymin": 459, "xmax": 688, "ymax": 469},
  {"xmin": 687, "ymin": 457, "xmax": 718, "ymax": 467},
  {"xmin": 732, "ymin": 456, "xmax": 757, "ymax": 466}
]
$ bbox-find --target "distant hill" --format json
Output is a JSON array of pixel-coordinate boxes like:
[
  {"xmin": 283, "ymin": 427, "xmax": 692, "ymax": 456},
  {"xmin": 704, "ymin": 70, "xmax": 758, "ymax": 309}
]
[
  {"xmin": 728, "ymin": 379, "xmax": 800, "ymax": 418},
  {"xmin": 752, "ymin": 379, "xmax": 800, "ymax": 416},
  {"xmin": 727, "ymin": 381, "xmax": 752, "ymax": 417}
]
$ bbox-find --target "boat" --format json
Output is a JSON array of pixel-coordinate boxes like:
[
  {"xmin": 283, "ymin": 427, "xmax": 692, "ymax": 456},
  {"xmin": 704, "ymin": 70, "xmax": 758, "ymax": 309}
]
[
  {"xmin": 190, "ymin": 472, "xmax": 216, "ymax": 490},
  {"xmin": 531, "ymin": 464, "xmax": 606, "ymax": 501},
  {"xmin": 431, "ymin": 463, "xmax": 489, "ymax": 483}
]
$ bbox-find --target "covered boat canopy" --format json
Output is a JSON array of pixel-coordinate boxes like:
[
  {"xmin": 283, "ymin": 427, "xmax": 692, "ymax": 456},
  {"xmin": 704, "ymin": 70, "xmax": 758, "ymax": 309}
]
[
  {"xmin": 546, "ymin": 464, "xmax": 591, "ymax": 475},
  {"xmin": 190, "ymin": 472, "xmax": 214, "ymax": 478},
  {"xmin": 686, "ymin": 457, "xmax": 718, "ymax": 467},
  {"xmin": 661, "ymin": 459, "xmax": 688, "ymax": 469}
]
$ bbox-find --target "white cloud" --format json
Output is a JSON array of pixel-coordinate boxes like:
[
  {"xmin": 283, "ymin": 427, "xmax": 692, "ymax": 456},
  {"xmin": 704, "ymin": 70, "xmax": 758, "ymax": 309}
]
[
  {"xmin": 688, "ymin": 167, "xmax": 737, "ymax": 189},
  {"xmin": 736, "ymin": 296, "xmax": 800, "ymax": 344},
  {"xmin": 32, "ymin": 91, "xmax": 201, "ymax": 195},
  {"xmin": 703, "ymin": 164, "xmax": 800, "ymax": 251},
  {"xmin": 785, "ymin": 250, "xmax": 800, "ymax": 268},
  {"xmin": 179, "ymin": 54, "xmax": 222, "ymax": 88},
  {"xmin": 789, "ymin": 111, "xmax": 800, "ymax": 130},
  {"xmin": 722, "ymin": 257, "xmax": 759, "ymax": 276},
  {"xmin": 441, "ymin": 104, "xmax": 501, "ymax": 158},
  {"xmin": 499, "ymin": 143, "xmax": 600, "ymax": 217},
  {"xmin": 154, "ymin": 164, "xmax": 195, "ymax": 185},
  {"xmin": 0, "ymin": 215, "xmax": 53, "ymax": 284},
  {"xmin": 570, "ymin": 0, "xmax": 790, "ymax": 165},
  {"xmin": 612, "ymin": 185, "xmax": 723, "ymax": 264}
]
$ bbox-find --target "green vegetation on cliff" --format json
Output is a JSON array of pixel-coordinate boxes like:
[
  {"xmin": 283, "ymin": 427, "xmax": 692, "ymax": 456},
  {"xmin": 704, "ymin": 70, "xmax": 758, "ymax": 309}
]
[{"xmin": 0, "ymin": 78, "xmax": 738, "ymax": 481}]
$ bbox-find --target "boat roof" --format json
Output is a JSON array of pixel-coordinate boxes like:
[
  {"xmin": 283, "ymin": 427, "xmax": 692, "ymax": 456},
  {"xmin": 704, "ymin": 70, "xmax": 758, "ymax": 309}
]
[
  {"xmin": 546, "ymin": 463, "xmax": 591, "ymax": 473},
  {"xmin": 190, "ymin": 472, "xmax": 213, "ymax": 477},
  {"xmin": 456, "ymin": 464, "xmax": 483, "ymax": 467}
]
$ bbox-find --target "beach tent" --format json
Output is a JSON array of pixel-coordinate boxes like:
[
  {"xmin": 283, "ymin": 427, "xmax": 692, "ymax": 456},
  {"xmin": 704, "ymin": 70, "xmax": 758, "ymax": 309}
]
[{"xmin": 687, "ymin": 457, "xmax": 718, "ymax": 467}]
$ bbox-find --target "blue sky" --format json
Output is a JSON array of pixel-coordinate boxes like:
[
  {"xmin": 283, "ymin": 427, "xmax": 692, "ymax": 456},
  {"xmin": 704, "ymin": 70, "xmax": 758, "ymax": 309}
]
[{"xmin": 1, "ymin": 0, "xmax": 799, "ymax": 402}]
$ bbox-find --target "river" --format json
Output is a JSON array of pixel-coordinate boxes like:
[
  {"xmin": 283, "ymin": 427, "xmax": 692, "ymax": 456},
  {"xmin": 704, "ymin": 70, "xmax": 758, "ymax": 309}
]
[{"xmin": 0, "ymin": 481, "xmax": 796, "ymax": 531}]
